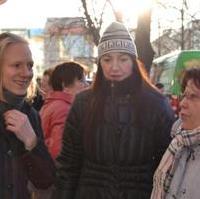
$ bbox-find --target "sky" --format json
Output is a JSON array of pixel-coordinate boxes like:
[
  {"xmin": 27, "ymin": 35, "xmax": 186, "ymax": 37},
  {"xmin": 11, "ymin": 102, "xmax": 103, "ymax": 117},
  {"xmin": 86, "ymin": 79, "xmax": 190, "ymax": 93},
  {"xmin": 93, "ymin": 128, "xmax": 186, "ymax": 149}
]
[
  {"xmin": 0, "ymin": 0, "xmax": 147, "ymax": 29},
  {"xmin": 0, "ymin": 0, "xmax": 199, "ymax": 40},
  {"xmin": 0, "ymin": 0, "xmax": 82, "ymax": 28},
  {"xmin": 1, "ymin": 0, "xmax": 199, "ymax": 75}
]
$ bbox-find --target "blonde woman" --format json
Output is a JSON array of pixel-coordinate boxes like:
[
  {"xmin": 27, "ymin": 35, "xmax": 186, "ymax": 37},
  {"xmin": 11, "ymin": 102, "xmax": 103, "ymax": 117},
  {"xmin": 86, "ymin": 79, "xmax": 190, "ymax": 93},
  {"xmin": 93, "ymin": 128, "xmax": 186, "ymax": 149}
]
[{"xmin": 0, "ymin": 32, "xmax": 55, "ymax": 199}]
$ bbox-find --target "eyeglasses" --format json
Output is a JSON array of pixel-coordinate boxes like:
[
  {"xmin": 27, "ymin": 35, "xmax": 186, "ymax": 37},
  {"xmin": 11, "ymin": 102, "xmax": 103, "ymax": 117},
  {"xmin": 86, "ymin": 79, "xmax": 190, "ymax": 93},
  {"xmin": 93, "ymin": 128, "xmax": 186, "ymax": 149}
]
[{"xmin": 180, "ymin": 92, "xmax": 200, "ymax": 101}]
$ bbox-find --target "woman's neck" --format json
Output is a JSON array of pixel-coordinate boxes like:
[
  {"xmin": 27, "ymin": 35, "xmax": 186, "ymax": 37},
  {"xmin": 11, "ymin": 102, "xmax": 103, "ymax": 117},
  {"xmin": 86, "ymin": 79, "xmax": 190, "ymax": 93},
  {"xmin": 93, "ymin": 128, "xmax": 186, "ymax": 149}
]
[
  {"xmin": 3, "ymin": 89, "xmax": 25, "ymax": 109},
  {"xmin": 105, "ymin": 74, "xmax": 141, "ymax": 97}
]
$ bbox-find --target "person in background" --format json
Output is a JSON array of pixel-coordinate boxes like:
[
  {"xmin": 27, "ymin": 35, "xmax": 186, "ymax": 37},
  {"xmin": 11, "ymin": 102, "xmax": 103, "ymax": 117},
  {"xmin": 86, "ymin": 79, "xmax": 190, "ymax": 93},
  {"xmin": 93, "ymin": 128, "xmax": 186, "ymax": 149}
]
[
  {"xmin": 32, "ymin": 77, "xmax": 43, "ymax": 111},
  {"xmin": 34, "ymin": 62, "xmax": 85, "ymax": 199},
  {"xmin": 151, "ymin": 67, "xmax": 200, "ymax": 199},
  {"xmin": 52, "ymin": 21, "xmax": 174, "ymax": 199},
  {"xmin": 155, "ymin": 82, "xmax": 164, "ymax": 94},
  {"xmin": 40, "ymin": 68, "xmax": 53, "ymax": 100},
  {"xmin": 169, "ymin": 94, "xmax": 180, "ymax": 119},
  {"xmin": 32, "ymin": 68, "xmax": 53, "ymax": 111},
  {"xmin": 155, "ymin": 82, "xmax": 179, "ymax": 118},
  {"xmin": 0, "ymin": 32, "xmax": 55, "ymax": 199},
  {"xmin": 40, "ymin": 61, "xmax": 85, "ymax": 160}
]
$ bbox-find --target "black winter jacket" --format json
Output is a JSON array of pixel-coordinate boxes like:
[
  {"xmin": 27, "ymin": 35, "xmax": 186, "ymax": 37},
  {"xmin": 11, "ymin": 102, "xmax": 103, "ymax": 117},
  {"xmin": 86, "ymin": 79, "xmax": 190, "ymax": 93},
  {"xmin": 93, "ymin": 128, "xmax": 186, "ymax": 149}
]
[
  {"xmin": 0, "ymin": 101, "xmax": 55, "ymax": 199},
  {"xmin": 53, "ymin": 86, "xmax": 174, "ymax": 199}
]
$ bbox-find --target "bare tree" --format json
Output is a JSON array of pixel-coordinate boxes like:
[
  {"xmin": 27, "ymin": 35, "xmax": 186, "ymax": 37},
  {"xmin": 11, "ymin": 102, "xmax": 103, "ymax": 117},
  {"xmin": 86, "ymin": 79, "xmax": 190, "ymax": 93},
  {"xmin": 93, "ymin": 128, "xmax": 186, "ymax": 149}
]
[
  {"xmin": 153, "ymin": 0, "xmax": 200, "ymax": 55},
  {"xmin": 80, "ymin": 0, "xmax": 108, "ymax": 46},
  {"xmin": 81, "ymin": 0, "xmax": 154, "ymax": 72},
  {"xmin": 135, "ymin": 9, "xmax": 155, "ymax": 73},
  {"xmin": 107, "ymin": 0, "xmax": 123, "ymax": 22}
]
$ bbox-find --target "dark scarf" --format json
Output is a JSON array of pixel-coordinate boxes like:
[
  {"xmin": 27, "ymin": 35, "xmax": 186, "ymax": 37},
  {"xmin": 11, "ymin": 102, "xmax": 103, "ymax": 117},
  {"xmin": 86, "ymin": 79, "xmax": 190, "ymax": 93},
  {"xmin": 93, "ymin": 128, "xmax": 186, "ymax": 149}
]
[
  {"xmin": 2, "ymin": 89, "xmax": 25, "ymax": 110},
  {"xmin": 0, "ymin": 90, "xmax": 27, "ymax": 156}
]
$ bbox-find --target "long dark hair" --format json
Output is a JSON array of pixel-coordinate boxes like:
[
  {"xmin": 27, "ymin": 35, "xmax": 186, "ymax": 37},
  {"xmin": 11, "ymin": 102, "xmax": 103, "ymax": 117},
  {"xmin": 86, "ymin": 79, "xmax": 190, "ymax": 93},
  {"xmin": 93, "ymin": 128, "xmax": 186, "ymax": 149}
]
[{"xmin": 83, "ymin": 55, "xmax": 159, "ymax": 140}]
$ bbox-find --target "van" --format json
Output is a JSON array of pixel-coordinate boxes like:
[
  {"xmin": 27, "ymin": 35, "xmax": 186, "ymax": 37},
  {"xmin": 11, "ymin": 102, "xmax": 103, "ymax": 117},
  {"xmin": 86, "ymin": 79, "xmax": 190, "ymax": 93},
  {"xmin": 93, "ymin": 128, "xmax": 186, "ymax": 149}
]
[{"xmin": 150, "ymin": 50, "xmax": 200, "ymax": 95}]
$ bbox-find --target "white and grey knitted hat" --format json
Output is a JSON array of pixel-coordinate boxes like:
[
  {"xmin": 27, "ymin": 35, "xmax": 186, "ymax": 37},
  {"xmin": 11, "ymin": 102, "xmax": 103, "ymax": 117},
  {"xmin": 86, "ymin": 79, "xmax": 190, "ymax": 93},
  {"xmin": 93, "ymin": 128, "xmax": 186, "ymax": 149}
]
[{"xmin": 98, "ymin": 22, "xmax": 138, "ymax": 59}]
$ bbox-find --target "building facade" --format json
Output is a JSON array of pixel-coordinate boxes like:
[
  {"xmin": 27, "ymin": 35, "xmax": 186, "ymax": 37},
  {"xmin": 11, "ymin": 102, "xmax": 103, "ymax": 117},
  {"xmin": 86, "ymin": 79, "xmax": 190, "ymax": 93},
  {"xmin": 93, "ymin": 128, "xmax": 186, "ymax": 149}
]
[
  {"xmin": 43, "ymin": 17, "xmax": 96, "ymax": 74},
  {"xmin": 152, "ymin": 20, "xmax": 200, "ymax": 58}
]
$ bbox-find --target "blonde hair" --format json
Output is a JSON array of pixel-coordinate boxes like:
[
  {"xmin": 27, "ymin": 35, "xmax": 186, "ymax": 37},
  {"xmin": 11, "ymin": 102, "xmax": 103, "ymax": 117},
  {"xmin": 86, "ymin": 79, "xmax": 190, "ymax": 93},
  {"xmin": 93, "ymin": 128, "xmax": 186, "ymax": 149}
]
[
  {"xmin": 26, "ymin": 78, "xmax": 37, "ymax": 103},
  {"xmin": 0, "ymin": 32, "xmax": 28, "ymax": 101}
]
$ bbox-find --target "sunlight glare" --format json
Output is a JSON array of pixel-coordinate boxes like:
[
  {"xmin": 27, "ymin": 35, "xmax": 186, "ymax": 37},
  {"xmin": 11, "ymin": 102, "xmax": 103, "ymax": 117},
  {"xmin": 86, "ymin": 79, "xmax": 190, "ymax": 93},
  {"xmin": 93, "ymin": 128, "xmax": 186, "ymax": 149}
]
[
  {"xmin": 111, "ymin": 0, "xmax": 154, "ymax": 27},
  {"xmin": 138, "ymin": 0, "xmax": 154, "ymax": 13},
  {"xmin": 113, "ymin": 0, "xmax": 153, "ymax": 15}
]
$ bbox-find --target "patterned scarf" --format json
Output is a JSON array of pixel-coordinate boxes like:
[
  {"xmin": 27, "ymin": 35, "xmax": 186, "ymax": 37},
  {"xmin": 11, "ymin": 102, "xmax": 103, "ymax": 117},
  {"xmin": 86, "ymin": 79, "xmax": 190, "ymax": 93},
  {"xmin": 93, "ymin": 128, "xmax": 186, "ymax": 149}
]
[{"xmin": 151, "ymin": 119, "xmax": 200, "ymax": 199}]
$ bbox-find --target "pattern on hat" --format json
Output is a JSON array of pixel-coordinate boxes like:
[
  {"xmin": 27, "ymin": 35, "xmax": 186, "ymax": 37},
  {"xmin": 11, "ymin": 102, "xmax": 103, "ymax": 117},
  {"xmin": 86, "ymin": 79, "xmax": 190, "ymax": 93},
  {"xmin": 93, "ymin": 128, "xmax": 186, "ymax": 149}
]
[{"xmin": 98, "ymin": 22, "xmax": 138, "ymax": 59}]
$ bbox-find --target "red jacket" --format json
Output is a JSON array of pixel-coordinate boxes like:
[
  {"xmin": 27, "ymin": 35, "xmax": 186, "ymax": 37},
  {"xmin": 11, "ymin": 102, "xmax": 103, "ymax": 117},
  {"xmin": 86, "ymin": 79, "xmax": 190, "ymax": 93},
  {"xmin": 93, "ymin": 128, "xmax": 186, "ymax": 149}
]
[{"xmin": 40, "ymin": 91, "xmax": 74, "ymax": 160}]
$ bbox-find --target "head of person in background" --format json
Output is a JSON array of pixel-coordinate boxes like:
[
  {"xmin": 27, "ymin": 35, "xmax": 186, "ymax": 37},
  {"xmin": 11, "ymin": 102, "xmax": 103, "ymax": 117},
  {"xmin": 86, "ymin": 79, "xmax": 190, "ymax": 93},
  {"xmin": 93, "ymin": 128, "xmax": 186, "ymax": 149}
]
[
  {"xmin": 40, "ymin": 68, "xmax": 53, "ymax": 100},
  {"xmin": 155, "ymin": 82, "xmax": 164, "ymax": 94},
  {"xmin": 50, "ymin": 61, "xmax": 85, "ymax": 95}
]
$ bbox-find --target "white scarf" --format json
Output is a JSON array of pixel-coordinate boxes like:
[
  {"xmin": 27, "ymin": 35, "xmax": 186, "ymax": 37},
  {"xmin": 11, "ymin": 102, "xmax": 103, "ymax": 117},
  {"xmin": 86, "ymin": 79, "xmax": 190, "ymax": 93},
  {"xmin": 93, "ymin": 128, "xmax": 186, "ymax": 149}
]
[{"xmin": 151, "ymin": 119, "xmax": 200, "ymax": 199}]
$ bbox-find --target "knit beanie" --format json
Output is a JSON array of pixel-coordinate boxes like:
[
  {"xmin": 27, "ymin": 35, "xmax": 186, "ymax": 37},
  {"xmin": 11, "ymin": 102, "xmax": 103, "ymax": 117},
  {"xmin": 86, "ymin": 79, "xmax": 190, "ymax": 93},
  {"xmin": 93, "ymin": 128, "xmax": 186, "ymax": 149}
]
[{"xmin": 98, "ymin": 22, "xmax": 138, "ymax": 59}]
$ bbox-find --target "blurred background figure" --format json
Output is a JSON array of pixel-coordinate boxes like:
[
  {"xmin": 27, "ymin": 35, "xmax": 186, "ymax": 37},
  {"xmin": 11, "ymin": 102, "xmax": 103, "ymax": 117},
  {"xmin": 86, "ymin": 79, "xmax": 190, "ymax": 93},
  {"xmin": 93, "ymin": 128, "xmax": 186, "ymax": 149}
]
[
  {"xmin": 35, "ymin": 61, "xmax": 85, "ymax": 199},
  {"xmin": 40, "ymin": 68, "xmax": 53, "ymax": 100},
  {"xmin": 155, "ymin": 82, "xmax": 180, "ymax": 118},
  {"xmin": 169, "ymin": 94, "xmax": 180, "ymax": 119},
  {"xmin": 0, "ymin": 32, "xmax": 54, "ymax": 199},
  {"xmin": 155, "ymin": 82, "xmax": 164, "ymax": 94},
  {"xmin": 40, "ymin": 61, "xmax": 85, "ymax": 160},
  {"xmin": 32, "ymin": 68, "xmax": 53, "ymax": 111}
]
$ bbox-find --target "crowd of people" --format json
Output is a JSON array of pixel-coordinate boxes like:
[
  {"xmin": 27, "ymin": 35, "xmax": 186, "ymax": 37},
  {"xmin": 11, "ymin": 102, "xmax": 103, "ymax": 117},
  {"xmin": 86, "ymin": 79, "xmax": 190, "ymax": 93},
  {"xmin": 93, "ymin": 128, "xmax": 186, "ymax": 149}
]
[{"xmin": 0, "ymin": 21, "xmax": 200, "ymax": 199}]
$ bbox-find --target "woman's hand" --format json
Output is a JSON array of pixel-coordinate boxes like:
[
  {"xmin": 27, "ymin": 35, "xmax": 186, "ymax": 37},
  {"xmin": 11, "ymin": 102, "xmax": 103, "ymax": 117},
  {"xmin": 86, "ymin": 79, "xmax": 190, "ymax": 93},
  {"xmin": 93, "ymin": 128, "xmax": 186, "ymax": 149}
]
[{"xmin": 4, "ymin": 109, "xmax": 37, "ymax": 151}]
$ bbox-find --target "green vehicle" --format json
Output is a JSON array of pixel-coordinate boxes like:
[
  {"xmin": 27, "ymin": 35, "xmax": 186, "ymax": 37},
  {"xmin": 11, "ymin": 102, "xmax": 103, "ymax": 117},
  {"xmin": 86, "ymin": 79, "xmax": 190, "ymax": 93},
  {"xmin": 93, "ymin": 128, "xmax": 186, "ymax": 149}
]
[{"xmin": 150, "ymin": 50, "xmax": 200, "ymax": 95}]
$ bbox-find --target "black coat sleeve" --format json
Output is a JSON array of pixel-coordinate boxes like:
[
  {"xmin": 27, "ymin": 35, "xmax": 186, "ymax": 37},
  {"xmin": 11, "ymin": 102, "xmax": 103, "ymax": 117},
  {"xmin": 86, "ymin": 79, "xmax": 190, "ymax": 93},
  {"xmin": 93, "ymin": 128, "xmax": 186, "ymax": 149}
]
[
  {"xmin": 21, "ymin": 107, "xmax": 55, "ymax": 189},
  {"xmin": 154, "ymin": 97, "xmax": 175, "ymax": 162},
  {"xmin": 51, "ymin": 95, "xmax": 84, "ymax": 199}
]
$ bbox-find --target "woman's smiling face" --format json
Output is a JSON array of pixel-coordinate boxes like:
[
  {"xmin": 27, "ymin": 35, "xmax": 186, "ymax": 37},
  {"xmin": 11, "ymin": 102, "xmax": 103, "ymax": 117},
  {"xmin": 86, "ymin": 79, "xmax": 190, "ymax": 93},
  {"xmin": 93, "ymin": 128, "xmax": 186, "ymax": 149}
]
[{"xmin": 2, "ymin": 43, "xmax": 34, "ymax": 95}]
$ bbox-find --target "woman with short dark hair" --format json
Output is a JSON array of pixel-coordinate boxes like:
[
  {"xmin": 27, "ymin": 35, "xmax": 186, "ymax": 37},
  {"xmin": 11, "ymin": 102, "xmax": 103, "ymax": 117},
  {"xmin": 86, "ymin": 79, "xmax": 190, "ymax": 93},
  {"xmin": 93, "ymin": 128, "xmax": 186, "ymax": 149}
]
[
  {"xmin": 151, "ymin": 67, "xmax": 200, "ymax": 199},
  {"xmin": 40, "ymin": 61, "xmax": 85, "ymax": 160}
]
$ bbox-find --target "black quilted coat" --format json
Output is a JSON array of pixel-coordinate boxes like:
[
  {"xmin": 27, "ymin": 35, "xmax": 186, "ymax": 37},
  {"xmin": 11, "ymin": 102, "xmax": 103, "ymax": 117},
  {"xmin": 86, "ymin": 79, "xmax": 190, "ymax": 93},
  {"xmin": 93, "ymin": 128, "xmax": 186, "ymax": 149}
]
[
  {"xmin": 0, "ymin": 101, "xmax": 55, "ymax": 199},
  {"xmin": 53, "ymin": 82, "xmax": 174, "ymax": 199}
]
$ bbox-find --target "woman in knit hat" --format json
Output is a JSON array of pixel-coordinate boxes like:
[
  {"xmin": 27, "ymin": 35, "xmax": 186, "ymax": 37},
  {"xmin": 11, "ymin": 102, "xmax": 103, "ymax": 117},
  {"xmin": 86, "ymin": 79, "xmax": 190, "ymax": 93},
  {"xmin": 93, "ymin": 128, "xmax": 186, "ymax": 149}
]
[{"xmin": 52, "ymin": 22, "xmax": 175, "ymax": 199}]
